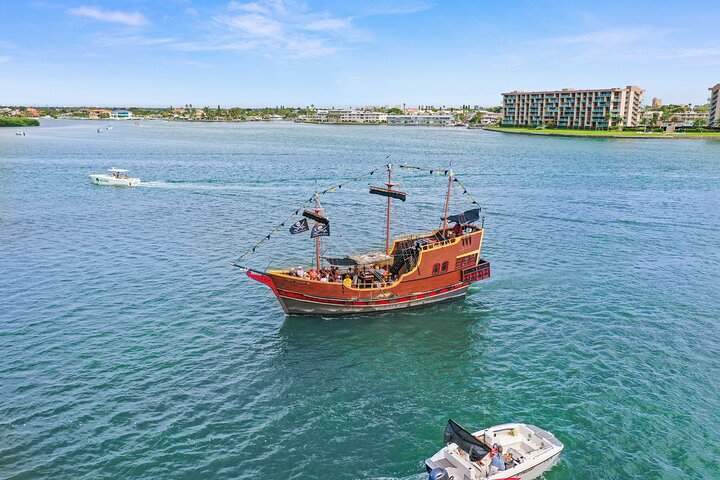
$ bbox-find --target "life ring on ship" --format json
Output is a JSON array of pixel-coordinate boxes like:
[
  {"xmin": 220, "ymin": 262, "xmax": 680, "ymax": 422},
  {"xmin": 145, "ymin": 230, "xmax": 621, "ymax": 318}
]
[{"xmin": 343, "ymin": 278, "xmax": 352, "ymax": 288}]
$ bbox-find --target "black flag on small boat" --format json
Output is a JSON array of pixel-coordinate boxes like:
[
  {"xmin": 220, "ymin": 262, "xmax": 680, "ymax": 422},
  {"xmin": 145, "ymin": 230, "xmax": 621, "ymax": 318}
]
[
  {"xmin": 289, "ymin": 218, "xmax": 309, "ymax": 234},
  {"xmin": 311, "ymin": 223, "xmax": 330, "ymax": 238}
]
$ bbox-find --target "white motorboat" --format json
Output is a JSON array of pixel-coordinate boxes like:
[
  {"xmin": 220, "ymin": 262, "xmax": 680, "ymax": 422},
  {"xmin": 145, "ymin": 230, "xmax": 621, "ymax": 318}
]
[
  {"xmin": 15, "ymin": 131, "xmax": 25, "ymax": 136},
  {"xmin": 89, "ymin": 168, "xmax": 141, "ymax": 187},
  {"xmin": 425, "ymin": 420, "xmax": 563, "ymax": 480}
]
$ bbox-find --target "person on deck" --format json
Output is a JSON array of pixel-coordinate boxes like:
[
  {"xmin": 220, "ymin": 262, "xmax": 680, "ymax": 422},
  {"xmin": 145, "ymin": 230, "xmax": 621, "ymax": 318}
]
[
  {"xmin": 296, "ymin": 266, "xmax": 304, "ymax": 278},
  {"xmin": 452, "ymin": 222, "xmax": 463, "ymax": 237},
  {"xmin": 308, "ymin": 268, "xmax": 317, "ymax": 280}
]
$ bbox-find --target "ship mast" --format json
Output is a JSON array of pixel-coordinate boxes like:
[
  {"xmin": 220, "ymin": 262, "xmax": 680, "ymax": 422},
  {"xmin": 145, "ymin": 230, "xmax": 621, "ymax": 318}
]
[
  {"xmin": 314, "ymin": 192, "xmax": 322, "ymax": 271},
  {"xmin": 442, "ymin": 169, "xmax": 454, "ymax": 236},
  {"xmin": 385, "ymin": 164, "xmax": 397, "ymax": 254}
]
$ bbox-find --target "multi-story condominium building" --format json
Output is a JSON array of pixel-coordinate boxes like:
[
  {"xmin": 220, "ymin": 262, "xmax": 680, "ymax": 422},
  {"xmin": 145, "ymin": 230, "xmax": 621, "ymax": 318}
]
[
  {"xmin": 502, "ymin": 86, "xmax": 644, "ymax": 128},
  {"xmin": 673, "ymin": 110, "xmax": 709, "ymax": 127},
  {"xmin": 709, "ymin": 84, "xmax": 720, "ymax": 127},
  {"xmin": 338, "ymin": 111, "xmax": 387, "ymax": 123},
  {"xmin": 387, "ymin": 113, "xmax": 455, "ymax": 125},
  {"xmin": 310, "ymin": 109, "xmax": 387, "ymax": 123}
]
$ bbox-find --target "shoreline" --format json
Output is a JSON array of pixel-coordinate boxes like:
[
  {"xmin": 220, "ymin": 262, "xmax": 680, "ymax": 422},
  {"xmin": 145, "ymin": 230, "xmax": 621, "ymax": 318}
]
[{"xmin": 483, "ymin": 126, "xmax": 720, "ymax": 140}]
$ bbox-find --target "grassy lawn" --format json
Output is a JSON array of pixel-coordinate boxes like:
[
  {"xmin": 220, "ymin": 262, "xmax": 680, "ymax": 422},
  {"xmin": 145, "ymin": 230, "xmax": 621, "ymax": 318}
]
[{"xmin": 484, "ymin": 126, "xmax": 720, "ymax": 138}]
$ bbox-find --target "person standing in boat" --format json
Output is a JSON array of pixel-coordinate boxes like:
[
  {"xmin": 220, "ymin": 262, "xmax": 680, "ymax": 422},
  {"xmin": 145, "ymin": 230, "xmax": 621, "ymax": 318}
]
[{"xmin": 489, "ymin": 444, "xmax": 511, "ymax": 471}]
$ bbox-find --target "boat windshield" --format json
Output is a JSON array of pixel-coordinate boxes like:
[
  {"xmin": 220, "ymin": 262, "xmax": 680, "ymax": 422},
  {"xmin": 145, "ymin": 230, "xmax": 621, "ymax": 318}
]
[{"xmin": 108, "ymin": 169, "xmax": 128, "ymax": 178}]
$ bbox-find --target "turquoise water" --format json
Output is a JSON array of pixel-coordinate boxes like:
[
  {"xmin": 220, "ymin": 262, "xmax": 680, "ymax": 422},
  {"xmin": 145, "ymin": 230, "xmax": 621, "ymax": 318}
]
[{"xmin": 1, "ymin": 120, "xmax": 719, "ymax": 479}]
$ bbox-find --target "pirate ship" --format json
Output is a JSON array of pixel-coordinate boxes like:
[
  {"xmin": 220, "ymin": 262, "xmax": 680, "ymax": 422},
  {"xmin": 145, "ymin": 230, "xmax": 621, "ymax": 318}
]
[{"xmin": 233, "ymin": 164, "xmax": 490, "ymax": 315}]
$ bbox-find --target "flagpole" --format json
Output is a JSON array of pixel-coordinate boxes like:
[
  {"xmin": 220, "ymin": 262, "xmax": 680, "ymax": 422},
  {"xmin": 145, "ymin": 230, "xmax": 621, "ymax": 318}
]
[{"xmin": 385, "ymin": 164, "xmax": 396, "ymax": 255}]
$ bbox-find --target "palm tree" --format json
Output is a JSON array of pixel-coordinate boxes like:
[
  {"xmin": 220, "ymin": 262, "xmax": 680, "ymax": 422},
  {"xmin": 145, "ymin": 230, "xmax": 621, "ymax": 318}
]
[{"xmin": 604, "ymin": 112, "xmax": 613, "ymax": 130}]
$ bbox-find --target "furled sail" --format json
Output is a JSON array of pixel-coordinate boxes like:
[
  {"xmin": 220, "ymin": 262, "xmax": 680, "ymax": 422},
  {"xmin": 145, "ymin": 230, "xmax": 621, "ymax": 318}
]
[
  {"xmin": 303, "ymin": 209, "xmax": 330, "ymax": 224},
  {"xmin": 369, "ymin": 186, "xmax": 407, "ymax": 202},
  {"xmin": 324, "ymin": 251, "xmax": 393, "ymax": 267}
]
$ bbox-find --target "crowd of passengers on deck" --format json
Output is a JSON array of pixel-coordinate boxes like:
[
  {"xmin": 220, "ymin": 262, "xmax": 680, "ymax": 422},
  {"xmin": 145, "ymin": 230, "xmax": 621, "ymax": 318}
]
[{"xmin": 288, "ymin": 265, "xmax": 398, "ymax": 288}]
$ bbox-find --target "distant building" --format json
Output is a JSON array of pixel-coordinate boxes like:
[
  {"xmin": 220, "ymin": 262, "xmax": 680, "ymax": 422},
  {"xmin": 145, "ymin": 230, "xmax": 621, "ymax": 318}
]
[
  {"xmin": 24, "ymin": 108, "xmax": 41, "ymax": 117},
  {"xmin": 670, "ymin": 110, "xmax": 709, "ymax": 127},
  {"xmin": 311, "ymin": 109, "xmax": 388, "ymax": 123},
  {"xmin": 89, "ymin": 109, "xmax": 111, "ymax": 119},
  {"xmin": 710, "ymin": 84, "xmax": 720, "ymax": 127},
  {"xmin": 387, "ymin": 113, "xmax": 455, "ymax": 125},
  {"xmin": 110, "ymin": 110, "xmax": 133, "ymax": 119},
  {"xmin": 651, "ymin": 97, "xmax": 662, "ymax": 109},
  {"xmin": 502, "ymin": 86, "xmax": 645, "ymax": 128},
  {"xmin": 474, "ymin": 111, "xmax": 502, "ymax": 126}
]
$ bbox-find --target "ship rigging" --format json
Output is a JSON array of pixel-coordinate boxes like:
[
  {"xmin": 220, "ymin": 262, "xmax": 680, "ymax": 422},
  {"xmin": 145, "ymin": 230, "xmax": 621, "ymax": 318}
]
[{"xmin": 232, "ymin": 163, "xmax": 490, "ymax": 315}]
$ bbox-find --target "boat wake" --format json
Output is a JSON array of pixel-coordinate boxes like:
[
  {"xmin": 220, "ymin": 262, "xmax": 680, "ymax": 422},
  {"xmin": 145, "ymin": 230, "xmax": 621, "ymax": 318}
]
[{"xmin": 139, "ymin": 180, "xmax": 249, "ymax": 191}]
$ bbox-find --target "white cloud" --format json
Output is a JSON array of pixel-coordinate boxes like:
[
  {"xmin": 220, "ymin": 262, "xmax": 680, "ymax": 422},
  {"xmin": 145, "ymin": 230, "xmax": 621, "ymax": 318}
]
[
  {"xmin": 0, "ymin": 56, "xmax": 11, "ymax": 63},
  {"xmin": 68, "ymin": 6, "xmax": 149, "ymax": 26},
  {"xmin": 304, "ymin": 18, "xmax": 351, "ymax": 32},
  {"xmin": 228, "ymin": 1, "xmax": 269, "ymax": 14},
  {"xmin": 218, "ymin": 13, "xmax": 284, "ymax": 37},
  {"xmin": 537, "ymin": 27, "xmax": 667, "ymax": 47}
]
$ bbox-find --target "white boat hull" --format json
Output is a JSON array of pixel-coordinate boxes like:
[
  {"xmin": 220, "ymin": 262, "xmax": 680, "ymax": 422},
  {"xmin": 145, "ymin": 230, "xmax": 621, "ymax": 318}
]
[
  {"xmin": 425, "ymin": 423, "xmax": 563, "ymax": 480},
  {"xmin": 89, "ymin": 174, "xmax": 140, "ymax": 187}
]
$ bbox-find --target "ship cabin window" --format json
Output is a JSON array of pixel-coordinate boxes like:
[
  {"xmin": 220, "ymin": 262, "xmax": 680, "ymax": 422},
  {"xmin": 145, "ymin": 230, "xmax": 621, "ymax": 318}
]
[
  {"xmin": 432, "ymin": 263, "xmax": 440, "ymax": 275},
  {"xmin": 456, "ymin": 254, "xmax": 477, "ymax": 269},
  {"xmin": 441, "ymin": 261, "xmax": 449, "ymax": 273},
  {"xmin": 461, "ymin": 236, "xmax": 473, "ymax": 247}
]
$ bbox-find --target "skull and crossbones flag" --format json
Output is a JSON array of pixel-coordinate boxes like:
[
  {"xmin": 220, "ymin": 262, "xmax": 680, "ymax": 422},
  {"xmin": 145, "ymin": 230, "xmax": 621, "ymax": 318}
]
[
  {"xmin": 289, "ymin": 218, "xmax": 309, "ymax": 234},
  {"xmin": 310, "ymin": 223, "xmax": 330, "ymax": 238}
]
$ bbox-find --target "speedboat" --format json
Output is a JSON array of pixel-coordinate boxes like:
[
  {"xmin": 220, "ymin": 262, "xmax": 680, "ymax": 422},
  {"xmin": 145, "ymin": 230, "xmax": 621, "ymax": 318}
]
[
  {"xmin": 425, "ymin": 420, "xmax": 563, "ymax": 480},
  {"xmin": 15, "ymin": 131, "xmax": 24, "ymax": 136},
  {"xmin": 89, "ymin": 168, "xmax": 141, "ymax": 187}
]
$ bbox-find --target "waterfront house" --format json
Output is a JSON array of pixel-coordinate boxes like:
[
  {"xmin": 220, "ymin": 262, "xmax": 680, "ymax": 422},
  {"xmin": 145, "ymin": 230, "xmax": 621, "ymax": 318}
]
[
  {"xmin": 110, "ymin": 110, "xmax": 133, "ymax": 119},
  {"xmin": 89, "ymin": 109, "xmax": 111, "ymax": 119},
  {"xmin": 502, "ymin": 86, "xmax": 644, "ymax": 128}
]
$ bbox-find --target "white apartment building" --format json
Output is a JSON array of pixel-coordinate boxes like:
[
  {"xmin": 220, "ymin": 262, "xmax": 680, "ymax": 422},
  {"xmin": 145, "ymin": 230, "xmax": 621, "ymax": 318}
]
[
  {"xmin": 309, "ymin": 109, "xmax": 387, "ymax": 123},
  {"xmin": 710, "ymin": 84, "xmax": 720, "ymax": 127},
  {"xmin": 387, "ymin": 113, "xmax": 455, "ymax": 125},
  {"xmin": 502, "ymin": 86, "xmax": 645, "ymax": 128}
]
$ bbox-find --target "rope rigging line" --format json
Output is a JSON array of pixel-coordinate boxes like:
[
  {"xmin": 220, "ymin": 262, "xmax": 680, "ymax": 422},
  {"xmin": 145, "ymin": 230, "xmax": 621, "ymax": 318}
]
[
  {"xmin": 233, "ymin": 162, "xmax": 484, "ymax": 267},
  {"xmin": 233, "ymin": 166, "xmax": 381, "ymax": 264},
  {"xmin": 394, "ymin": 163, "xmax": 483, "ymax": 210}
]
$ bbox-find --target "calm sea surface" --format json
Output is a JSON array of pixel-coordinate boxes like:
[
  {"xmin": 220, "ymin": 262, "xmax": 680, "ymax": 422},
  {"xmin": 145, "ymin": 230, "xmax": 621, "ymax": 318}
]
[{"xmin": 1, "ymin": 120, "xmax": 719, "ymax": 479}]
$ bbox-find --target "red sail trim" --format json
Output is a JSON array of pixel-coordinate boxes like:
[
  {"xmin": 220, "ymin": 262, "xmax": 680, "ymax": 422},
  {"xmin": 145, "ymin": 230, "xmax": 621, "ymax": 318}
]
[{"xmin": 246, "ymin": 269, "xmax": 279, "ymax": 296}]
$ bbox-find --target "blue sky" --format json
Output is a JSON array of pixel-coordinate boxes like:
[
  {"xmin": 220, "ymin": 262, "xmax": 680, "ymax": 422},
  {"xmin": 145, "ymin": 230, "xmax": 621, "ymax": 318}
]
[{"xmin": 1, "ymin": 0, "xmax": 719, "ymax": 107}]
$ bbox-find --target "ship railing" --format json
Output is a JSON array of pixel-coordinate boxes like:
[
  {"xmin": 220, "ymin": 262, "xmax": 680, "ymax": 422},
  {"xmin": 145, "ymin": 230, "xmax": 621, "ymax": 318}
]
[{"xmin": 461, "ymin": 260, "xmax": 491, "ymax": 282}]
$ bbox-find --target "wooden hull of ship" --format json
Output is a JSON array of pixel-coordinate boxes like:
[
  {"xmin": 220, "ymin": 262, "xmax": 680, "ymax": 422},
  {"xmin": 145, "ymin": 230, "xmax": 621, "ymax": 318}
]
[
  {"xmin": 277, "ymin": 282, "xmax": 469, "ymax": 315},
  {"xmin": 246, "ymin": 228, "xmax": 490, "ymax": 316}
]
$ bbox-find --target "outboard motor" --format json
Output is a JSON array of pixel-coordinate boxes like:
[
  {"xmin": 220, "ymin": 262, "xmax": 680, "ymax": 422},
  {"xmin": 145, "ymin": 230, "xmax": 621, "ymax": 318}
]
[{"xmin": 428, "ymin": 467, "xmax": 450, "ymax": 480}]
